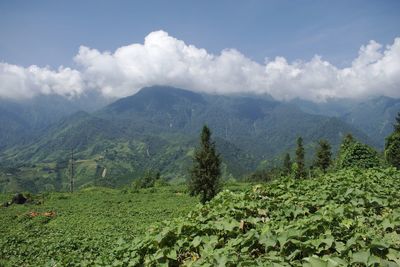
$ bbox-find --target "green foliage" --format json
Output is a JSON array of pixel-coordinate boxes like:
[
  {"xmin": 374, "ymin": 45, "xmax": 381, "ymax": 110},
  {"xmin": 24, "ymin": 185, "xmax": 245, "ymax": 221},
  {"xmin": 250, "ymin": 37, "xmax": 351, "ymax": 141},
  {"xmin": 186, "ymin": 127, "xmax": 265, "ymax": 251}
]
[
  {"xmin": 314, "ymin": 139, "xmax": 332, "ymax": 173},
  {"xmin": 283, "ymin": 153, "xmax": 292, "ymax": 176},
  {"xmin": 337, "ymin": 136, "xmax": 381, "ymax": 169},
  {"xmin": 245, "ymin": 168, "xmax": 279, "ymax": 183},
  {"xmin": 0, "ymin": 186, "xmax": 196, "ymax": 266},
  {"xmin": 295, "ymin": 137, "xmax": 306, "ymax": 179},
  {"xmin": 125, "ymin": 168, "xmax": 400, "ymax": 266},
  {"xmin": 385, "ymin": 112, "xmax": 400, "ymax": 169},
  {"xmin": 385, "ymin": 132, "xmax": 400, "ymax": 170},
  {"xmin": 341, "ymin": 133, "xmax": 355, "ymax": 149},
  {"xmin": 132, "ymin": 170, "xmax": 162, "ymax": 189},
  {"xmin": 188, "ymin": 126, "xmax": 222, "ymax": 204},
  {"xmin": 1, "ymin": 87, "xmax": 378, "ymax": 193}
]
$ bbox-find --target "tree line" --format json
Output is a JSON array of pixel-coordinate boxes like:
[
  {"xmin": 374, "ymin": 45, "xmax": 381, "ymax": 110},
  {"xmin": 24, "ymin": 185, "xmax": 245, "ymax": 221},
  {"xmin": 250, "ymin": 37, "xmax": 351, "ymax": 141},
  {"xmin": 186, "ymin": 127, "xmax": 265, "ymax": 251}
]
[{"xmin": 188, "ymin": 112, "xmax": 400, "ymax": 203}]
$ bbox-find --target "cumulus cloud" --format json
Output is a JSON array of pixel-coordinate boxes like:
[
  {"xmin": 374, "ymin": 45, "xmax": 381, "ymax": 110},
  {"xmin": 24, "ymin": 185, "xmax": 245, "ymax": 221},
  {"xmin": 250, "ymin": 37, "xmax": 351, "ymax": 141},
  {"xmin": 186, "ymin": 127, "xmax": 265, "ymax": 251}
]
[
  {"xmin": 0, "ymin": 63, "xmax": 83, "ymax": 99},
  {"xmin": 1, "ymin": 30, "xmax": 400, "ymax": 102}
]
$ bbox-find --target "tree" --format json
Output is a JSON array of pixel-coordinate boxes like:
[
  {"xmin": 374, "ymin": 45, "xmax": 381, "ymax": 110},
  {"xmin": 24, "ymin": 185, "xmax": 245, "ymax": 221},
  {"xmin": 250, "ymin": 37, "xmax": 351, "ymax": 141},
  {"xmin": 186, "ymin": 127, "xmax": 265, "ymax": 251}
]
[
  {"xmin": 295, "ymin": 137, "xmax": 306, "ymax": 179},
  {"xmin": 314, "ymin": 139, "xmax": 332, "ymax": 173},
  {"xmin": 132, "ymin": 170, "xmax": 161, "ymax": 189},
  {"xmin": 342, "ymin": 133, "xmax": 354, "ymax": 148},
  {"xmin": 385, "ymin": 112, "xmax": 400, "ymax": 169},
  {"xmin": 246, "ymin": 169, "xmax": 273, "ymax": 183},
  {"xmin": 283, "ymin": 153, "xmax": 291, "ymax": 176},
  {"xmin": 395, "ymin": 112, "xmax": 400, "ymax": 132},
  {"xmin": 188, "ymin": 125, "xmax": 222, "ymax": 204},
  {"xmin": 337, "ymin": 135, "xmax": 381, "ymax": 169}
]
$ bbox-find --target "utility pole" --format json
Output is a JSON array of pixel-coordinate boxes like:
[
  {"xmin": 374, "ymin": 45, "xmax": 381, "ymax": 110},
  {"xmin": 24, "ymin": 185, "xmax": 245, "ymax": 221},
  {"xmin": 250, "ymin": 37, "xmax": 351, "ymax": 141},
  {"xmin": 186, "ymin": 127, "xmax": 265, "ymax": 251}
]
[{"xmin": 69, "ymin": 149, "xmax": 74, "ymax": 193}]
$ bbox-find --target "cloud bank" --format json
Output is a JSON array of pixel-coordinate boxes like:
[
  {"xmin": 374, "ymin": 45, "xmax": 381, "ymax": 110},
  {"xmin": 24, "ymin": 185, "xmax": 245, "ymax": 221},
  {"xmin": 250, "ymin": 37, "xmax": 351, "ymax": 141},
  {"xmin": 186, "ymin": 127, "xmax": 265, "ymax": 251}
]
[{"xmin": 1, "ymin": 30, "xmax": 400, "ymax": 102}]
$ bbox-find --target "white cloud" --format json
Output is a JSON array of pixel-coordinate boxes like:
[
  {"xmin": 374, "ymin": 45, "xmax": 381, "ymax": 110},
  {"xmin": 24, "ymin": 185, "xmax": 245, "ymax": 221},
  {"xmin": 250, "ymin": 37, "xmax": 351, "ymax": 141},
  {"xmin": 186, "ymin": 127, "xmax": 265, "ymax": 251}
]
[
  {"xmin": 1, "ymin": 30, "xmax": 400, "ymax": 102},
  {"xmin": 0, "ymin": 63, "xmax": 83, "ymax": 99}
]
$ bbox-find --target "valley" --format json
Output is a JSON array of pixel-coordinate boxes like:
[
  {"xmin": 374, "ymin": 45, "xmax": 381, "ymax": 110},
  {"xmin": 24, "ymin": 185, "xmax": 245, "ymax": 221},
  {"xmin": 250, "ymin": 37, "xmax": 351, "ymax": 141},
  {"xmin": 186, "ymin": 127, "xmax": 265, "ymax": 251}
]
[{"xmin": 2, "ymin": 86, "xmax": 397, "ymax": 193}]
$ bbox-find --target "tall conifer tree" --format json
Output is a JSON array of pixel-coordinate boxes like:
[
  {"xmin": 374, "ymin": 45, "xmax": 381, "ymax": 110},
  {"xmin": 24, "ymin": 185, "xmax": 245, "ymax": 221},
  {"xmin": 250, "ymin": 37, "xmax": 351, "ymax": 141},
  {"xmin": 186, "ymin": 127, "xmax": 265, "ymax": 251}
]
[
  {"xmin": 314, "ymin": 139, "xmax": 332, "ymax": 173},
  {"xmin": 283, "ymin": 153, "xmax": 292, "ymax": 176},
  {"xmin": 188, "ymin": 125, "xmax": 221, "ymax": 203},
  {"xmin": 295, "ymin": 137, "xmax": 306, "ymax": 179}
]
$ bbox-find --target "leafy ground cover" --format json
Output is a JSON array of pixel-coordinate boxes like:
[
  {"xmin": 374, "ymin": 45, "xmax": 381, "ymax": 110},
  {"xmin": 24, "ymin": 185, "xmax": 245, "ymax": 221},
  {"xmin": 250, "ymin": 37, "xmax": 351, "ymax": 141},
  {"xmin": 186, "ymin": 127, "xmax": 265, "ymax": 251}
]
[
  {"xmin": 0, "ymin": 186, "xmax": 197, "ymax": 266},
  {"xmin": 2, "ymin": 169, "xmax": 400, "ymax": 266},
  {"xmin": 122, "ymin": 168, "xmax": 400, "ymax": 266}
]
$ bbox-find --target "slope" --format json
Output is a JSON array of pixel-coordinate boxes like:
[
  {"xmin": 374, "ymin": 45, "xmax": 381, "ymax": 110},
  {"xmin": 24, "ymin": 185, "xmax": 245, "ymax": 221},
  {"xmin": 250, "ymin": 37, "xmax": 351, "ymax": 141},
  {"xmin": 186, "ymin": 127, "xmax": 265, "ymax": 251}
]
[{"xmin": 0, "ymin": 86, "xmax": 376, "ymax": 192}]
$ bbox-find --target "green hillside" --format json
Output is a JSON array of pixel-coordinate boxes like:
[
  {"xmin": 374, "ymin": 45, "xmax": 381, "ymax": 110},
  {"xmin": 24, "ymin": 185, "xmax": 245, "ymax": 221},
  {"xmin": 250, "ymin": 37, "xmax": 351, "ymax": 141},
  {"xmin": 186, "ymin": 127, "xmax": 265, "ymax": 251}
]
[
  {"xmin": 292, "ymin": 96, "xmax": 400, "ymax": 148},
  {"xmin": 0, "ymin": 86, "xmax": 376, "ymax": 193}
]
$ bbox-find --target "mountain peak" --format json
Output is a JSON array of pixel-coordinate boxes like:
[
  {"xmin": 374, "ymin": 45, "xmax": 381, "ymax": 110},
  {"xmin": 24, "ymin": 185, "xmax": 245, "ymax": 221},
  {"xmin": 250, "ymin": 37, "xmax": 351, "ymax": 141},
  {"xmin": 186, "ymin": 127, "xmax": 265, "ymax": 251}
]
[{"xmin": 105, "ymin": 86, "xmax": 205, "ymax": 113}]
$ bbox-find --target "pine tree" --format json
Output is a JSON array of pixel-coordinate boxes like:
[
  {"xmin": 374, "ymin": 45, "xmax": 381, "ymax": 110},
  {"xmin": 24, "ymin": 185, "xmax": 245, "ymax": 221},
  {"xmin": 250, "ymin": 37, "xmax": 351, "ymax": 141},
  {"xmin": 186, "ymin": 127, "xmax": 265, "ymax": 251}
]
[
  {"xmin": 295, "ymin": 137, "xmax": 306, "ymax": 179},
  {"xmin": 395, "ymin": 112, "xmax": 400, "ymax": 132},
  {"xmin": 314, "ymin": 139, "xmax": 332, "ymax": 173},
  {"xmin": 385, "ymin": 112, "xmax": 400, "ymax": 169},
  {"xmin": 188, "ymin": 125, "xmax": 222, "ymax": 204},
  {"xmin": 341, "ymin": 133, "xmax": 354, "ymax": 149},
  {"xmin": 283, "ymin": 153, "xmax": 291, "ymax": 176}
]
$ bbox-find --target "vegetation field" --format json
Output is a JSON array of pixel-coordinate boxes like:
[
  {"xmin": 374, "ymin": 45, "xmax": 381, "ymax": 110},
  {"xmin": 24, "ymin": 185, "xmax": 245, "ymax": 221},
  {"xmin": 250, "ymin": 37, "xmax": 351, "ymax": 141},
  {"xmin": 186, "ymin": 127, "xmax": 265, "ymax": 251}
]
[
  {"xmin": 0, "ymin": 186, "xmax": 198, "ymax": 266},
  {"xmin": 1, "ymin": 168, "xmax": 400, "ymax": 266},
  {"xmin": 123, "ymin": 168, "xmax": 400, "ymax": 266}
]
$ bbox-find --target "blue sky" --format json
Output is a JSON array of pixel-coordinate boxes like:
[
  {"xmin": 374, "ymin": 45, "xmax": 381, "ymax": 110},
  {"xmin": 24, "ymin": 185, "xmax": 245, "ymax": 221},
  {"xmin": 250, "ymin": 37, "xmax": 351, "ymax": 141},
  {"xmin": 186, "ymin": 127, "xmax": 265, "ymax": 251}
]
[
  {"xmin": 0, "ymin": 0, "xmax": 399, "ymax": 101},
  {"xmin": 1, "ymin": 0, "xmax": 399, "ymax": 68}
]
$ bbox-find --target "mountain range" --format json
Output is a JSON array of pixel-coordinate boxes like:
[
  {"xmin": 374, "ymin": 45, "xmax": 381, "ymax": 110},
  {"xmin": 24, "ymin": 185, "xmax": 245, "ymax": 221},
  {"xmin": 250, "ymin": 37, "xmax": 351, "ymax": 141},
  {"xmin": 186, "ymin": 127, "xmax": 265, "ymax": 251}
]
[{"xmin": 0, "ymin": 86, "xmax": 399, "ymax": 193}]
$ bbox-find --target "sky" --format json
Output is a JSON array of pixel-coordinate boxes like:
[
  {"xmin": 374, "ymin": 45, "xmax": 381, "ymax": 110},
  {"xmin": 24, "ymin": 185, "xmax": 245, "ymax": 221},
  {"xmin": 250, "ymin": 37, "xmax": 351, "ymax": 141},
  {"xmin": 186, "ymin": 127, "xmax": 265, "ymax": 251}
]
[{"xmin": 0, "ymin": 0, "xmax": 399, "ymax": 102}]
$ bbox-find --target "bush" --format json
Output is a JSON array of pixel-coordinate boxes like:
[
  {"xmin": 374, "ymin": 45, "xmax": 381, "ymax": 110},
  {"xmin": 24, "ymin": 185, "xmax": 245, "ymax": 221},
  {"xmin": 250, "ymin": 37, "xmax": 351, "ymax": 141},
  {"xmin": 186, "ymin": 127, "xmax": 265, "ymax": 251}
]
[
  {"xmin": 132, "ymin": 170, "xmax": 165, "ymax": 189},
  {"xmin": 337, "ymin": 141, "xmax": 381, "ymax": 169},
  {"xmin": 245, "ymin": 168, "xmax": 280, "ymax": 182}
]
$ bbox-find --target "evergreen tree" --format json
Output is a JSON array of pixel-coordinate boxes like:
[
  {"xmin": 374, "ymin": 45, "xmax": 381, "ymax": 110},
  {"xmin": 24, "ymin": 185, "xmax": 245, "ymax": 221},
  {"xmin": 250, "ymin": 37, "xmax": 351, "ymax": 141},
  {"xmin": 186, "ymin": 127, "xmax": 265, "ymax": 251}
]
[
  {"xmin": 385, "ymin": 112, "xmax": 400, "ymax": 169},
  {"xmin": 341, "ymin": 133, "xmax": 354, "ymax": 151},
  {"xmin": 283, "ymin": 153, "xmax": 291, "ymax": 176},
  {"xmin": 314, "ymin": 139, "xmax": 332, "ymax": 173},
  {"xmin": 395, "ymin": 112, "xmax": 400, "ymax": 132},
  {"xmin": 188, "ymin": 125, "xmax": 222, "ymax": 204},
  {"xmin": 295, "ymin": 137, "xmax": 306, "ymax": 179},
  {"xmin": 337, "ymin": 135, "xmax": 381, "ymax": 169}
]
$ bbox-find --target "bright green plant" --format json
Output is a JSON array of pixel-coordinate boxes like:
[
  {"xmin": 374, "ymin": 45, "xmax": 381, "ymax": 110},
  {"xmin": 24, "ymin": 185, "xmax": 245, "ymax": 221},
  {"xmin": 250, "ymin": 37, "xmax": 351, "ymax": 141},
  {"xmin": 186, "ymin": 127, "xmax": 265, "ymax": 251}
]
[{"xmin": 125, "ymin": 168, "xmax": 400, "ymax": 266}]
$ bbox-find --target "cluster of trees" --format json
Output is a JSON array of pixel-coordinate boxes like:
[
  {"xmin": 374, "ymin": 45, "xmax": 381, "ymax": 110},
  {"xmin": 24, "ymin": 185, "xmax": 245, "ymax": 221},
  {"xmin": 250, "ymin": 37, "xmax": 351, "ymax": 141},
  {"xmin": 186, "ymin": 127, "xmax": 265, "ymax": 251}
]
[
  {"xmin": 281, "ymin": 137, "xmax": 332, "ymax": 179},
  {"xmin": 282, "ymin": 112, "xmax": 400, "ymax": 179},
  {"xmin": 188, "ymin": 112, "xmax": 400, "ymax": 203},
  {"xmin": 132, "ymin": 170, "xmax": 168, "ymax": 189}
]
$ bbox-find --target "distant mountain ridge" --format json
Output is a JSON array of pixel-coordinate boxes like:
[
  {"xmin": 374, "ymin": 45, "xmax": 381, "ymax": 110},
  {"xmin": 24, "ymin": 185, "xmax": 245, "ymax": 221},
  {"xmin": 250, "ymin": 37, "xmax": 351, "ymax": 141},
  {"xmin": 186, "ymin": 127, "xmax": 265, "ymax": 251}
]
[
  {"xmin": 0, "ymin": 86, "xmax": 396, "ymax": 192},
  {"xmin": 291, "ymin": 96, "xmax": 400, "ymax": 148}
]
